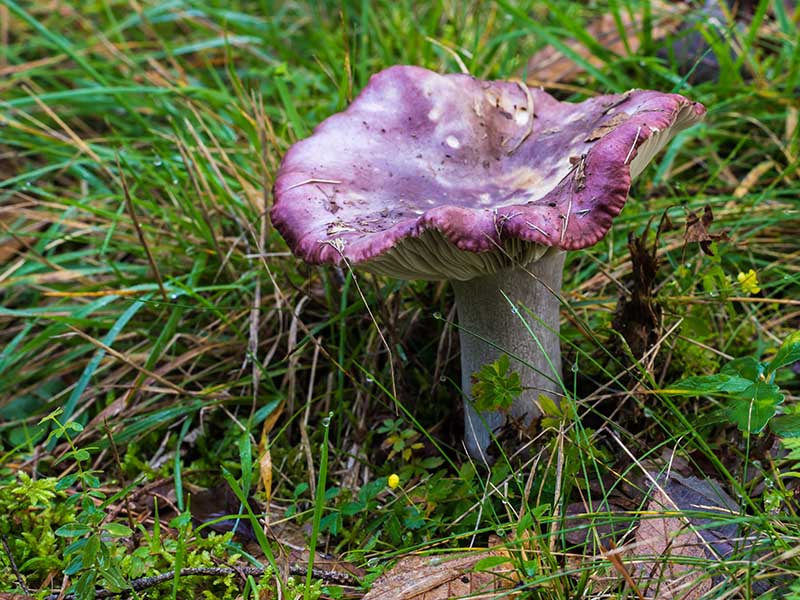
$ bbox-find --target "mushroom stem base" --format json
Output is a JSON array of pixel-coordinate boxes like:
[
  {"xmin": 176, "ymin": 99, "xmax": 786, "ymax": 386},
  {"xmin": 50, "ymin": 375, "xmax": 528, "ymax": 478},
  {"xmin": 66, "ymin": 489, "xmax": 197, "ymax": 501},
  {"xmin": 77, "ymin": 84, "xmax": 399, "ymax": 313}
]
[{"xmin": 452, "ymin": 251, "xmax": 565, "ymax": 461}]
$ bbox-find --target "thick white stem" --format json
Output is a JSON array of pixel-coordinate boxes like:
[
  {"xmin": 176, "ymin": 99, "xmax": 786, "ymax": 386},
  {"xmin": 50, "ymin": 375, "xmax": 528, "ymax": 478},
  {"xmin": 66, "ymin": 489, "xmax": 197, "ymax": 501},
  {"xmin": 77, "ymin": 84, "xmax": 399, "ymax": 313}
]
[{"xmin": 452, "ymin": 251, "xmax": 565, "ymax": 461}]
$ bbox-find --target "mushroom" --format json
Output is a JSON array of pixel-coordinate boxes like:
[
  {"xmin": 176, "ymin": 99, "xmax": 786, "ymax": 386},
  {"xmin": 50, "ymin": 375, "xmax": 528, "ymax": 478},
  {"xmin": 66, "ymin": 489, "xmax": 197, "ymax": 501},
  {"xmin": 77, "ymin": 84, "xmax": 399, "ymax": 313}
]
[{"xmin": 271, "ymin": 66, "xmax": 705, "ymax": 460}]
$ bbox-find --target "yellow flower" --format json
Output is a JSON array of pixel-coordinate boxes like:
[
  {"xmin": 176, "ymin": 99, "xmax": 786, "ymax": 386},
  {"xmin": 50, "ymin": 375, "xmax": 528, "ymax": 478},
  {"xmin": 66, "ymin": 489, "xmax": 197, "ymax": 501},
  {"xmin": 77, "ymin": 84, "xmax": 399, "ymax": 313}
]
[
  {"xmin": 737, "ymin": 269, "xmax": 761, "ymax": 295},
  {"xmin": 387, "ymin": 474, "xmax": 400, "ymax": 489}
]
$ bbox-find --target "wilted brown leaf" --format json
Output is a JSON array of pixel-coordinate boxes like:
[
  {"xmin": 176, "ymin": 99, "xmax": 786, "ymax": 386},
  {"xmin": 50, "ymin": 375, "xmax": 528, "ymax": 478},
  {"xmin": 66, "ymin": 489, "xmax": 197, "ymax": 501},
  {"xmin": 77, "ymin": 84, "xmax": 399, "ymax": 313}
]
[
  {"xmin": 633, "ymin": 471, "xmax": 739, "ymax": 599},
  {"xmin": 684, "ymin": 204, "xmax": 728, "ymax": 256},
  {"xmin": 612, "ymin": 223, "xmax": 662, "ymax": 359},
  {"xmin": 634, "ymin": 488, "xmax": 712, "ymax": 599},
  {"xmin": 364, "ymin": 550, "xmax": 516, "ymax": 600}
]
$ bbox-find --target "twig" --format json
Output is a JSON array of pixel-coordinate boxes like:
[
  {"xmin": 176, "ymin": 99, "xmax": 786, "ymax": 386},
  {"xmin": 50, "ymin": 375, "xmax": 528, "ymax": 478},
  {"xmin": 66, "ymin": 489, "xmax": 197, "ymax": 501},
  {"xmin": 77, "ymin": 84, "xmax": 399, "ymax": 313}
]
[
  {"xmin": 45, "ymin": 565, "xmax": 359, "ymax": 600},
  {"xmin": 1, "ymin": 533, "xmax": 29, "ymax": 594}
]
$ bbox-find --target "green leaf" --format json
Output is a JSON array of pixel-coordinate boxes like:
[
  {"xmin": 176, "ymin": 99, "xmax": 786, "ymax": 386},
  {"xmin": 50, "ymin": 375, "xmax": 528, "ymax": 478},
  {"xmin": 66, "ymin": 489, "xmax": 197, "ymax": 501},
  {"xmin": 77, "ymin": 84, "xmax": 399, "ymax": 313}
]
[
  {"xmin": 770, "ymin": 415, "xmax": 800, "ymax": 437},
  {"xmin": 82, "ymin": 534, "xmax": 100, "ymax": 566},
  {"xmin": 471, "ymin": 355, "xmax": 523, "ymax": 412},
  {"xmin": 63, "ymin": 554, "xmax": 83, "ymax": 576},
  {"xmin": 721, "ymin": 356, "xmax": 762, "ymax": 380},
  {"xmin": 100, "ymin": 564, "xmax": 130, "ymax": 592},
  {"xmin": 539, "ymin": 394, "xmax": 567, "ymax": 429},
  {"xmin": 474, "ymin": 555, "xmax": 512, "ymax": 571},
  {"xmin": 66, "ymin": 421, "xmax": 84, "ymax": 433},
  {"xmin": 169, "ymin": 512, "xmax": 192, "ymax": 529},
  {"xmin": 55, "ymin": 522, "xmax": 92, "ymax": 537},
  {"xmin": 341, "ymin": 501, "xmax": 364, "ymax": 517},
  {"xmin": 239, "ymin": 430, "xmax": 253, "ymax": 497},
  {"xmin": 496, "ymin": 354, "xmax": 510, "ymax": 376},
  {"xmin": 75, "ymin": 571, "xmax": 97, "ymax": 600},
  {"xmin": 726, "ymin": 381, "xmax": 785, "ymax": 434},
  {"xmin": 402, "ymin": 506, "xmax": 425, "ymax": 529},
  {"xmin": 102, "ymin": 523, "xmax": 134, "ymax": 538},
  {"xmin": 71, "ymin": 449, "xmax": 91, "ymax": 462},
  {"xmin": 670, "ymin": 374, "xmax": 753, "ymax": 395},
  {"xmin": 767, "ymin": 330, "xmax": 800, "ymax": 374},
  {"xmin": 56, "ymin": 473, "xmax": 80, "ymax": 491},
  {"xmin": 421, "ymin": 456, "xmax": 444, "ymax": 469}
]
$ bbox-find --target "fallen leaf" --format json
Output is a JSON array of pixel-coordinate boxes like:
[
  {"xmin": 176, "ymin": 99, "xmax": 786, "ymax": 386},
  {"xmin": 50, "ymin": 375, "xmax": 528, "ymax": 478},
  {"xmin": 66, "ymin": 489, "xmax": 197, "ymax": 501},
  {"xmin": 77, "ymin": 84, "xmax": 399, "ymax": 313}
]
[
  {"xmin": 633, "ymin": 472, "xmax": 739, "ymax": 598},
  {"xmin": 635, "ymin": 489, "xmax": 712, "ymax": 599},
  {"xmin": 684, "ymin": 204, "xmax": 727, "ymax": 256},
  {"xmin": 364, "ymin": 550, "xmax": 516, "ymax": 600},
  {"xmin": 612, "ymin": 222, "xmax": 662, "ymax": 359}
]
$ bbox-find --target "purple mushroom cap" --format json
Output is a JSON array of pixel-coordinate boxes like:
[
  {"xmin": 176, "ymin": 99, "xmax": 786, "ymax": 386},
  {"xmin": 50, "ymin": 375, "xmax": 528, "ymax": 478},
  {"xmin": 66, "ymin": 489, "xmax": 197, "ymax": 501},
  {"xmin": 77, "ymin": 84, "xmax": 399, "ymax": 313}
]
[{"xmin": 272, "ymin": 66, "xmax": 705, "ymax": 280}]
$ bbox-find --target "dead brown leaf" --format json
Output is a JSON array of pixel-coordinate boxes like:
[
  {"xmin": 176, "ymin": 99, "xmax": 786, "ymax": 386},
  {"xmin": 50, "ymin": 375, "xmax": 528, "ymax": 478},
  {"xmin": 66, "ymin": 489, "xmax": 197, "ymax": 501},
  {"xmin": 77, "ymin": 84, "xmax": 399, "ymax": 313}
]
[
  {"xmin": 684, "ymin": 204, "xmax": 728, "ymax": 256},
  {"xmin": 612, "ymin": 218, "xmax": 664, "ymax": 359},
  {"xmin": 632, "ymin": 470, "xmax": 740, "ymax": 598},
  {"xmin": 364, "ymin": 550, "xmax": 516, "ymax": 600},
  {"xmin": 634, "ymin": 488, "xmax": 712, "ymax": 599}
]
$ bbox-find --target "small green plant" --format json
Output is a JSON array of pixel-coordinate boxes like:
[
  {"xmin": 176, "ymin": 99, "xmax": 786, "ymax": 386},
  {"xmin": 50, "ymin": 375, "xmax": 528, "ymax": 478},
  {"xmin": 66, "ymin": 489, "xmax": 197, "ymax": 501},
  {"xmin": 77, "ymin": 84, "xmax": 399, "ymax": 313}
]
[
  {"xmin": 471, "ymin": 355, "xmax": 523, "ymax": 412},
  {"xmin": 377, "ymin": 418, "xmax": 424, "ymax": 461},
  {"xmin": 667, "ymin": 330, "xmax": 800, "ymax": 434},
  {"xmin": 0, "ymin": 472, "xmax": 74, "ymax": 589},
  {"xmin": 35, "ymin": 410, "xmax": 131, "ymax": 599}
]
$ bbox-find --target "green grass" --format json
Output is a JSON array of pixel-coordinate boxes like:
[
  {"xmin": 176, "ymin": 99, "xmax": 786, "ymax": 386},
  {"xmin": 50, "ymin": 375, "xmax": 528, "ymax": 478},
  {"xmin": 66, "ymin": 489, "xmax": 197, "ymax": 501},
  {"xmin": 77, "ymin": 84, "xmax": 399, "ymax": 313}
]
[{"xmin": 1, "ymin": 0, "xmax": 799, "ymax": 598}]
